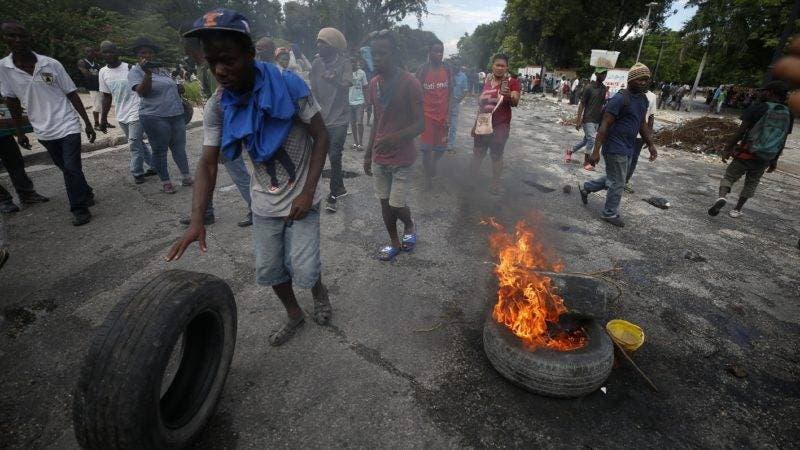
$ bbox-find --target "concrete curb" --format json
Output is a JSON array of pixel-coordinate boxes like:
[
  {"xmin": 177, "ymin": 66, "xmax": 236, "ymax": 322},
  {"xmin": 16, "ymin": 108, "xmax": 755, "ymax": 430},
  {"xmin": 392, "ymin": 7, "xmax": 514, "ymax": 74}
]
[{"xmin": 17, "ymin": 120, "xmax": 203, "ymax": 167}]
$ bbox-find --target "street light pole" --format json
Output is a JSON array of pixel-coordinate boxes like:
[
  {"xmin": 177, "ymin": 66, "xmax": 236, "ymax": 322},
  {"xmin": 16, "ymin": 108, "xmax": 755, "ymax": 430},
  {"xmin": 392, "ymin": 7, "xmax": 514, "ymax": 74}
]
[{"xmin": 636, "ymin": 2, "xmax": 659, "ymax": 63}]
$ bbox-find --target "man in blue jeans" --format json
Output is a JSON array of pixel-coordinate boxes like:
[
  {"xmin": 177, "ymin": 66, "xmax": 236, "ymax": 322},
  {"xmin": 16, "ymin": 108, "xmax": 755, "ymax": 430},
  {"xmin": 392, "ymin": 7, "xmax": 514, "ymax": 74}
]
[
  {"xmin": 579, "ymin": 63, "xmax": 657, "ymax": 228},
  {"xmin": 567, "ymin": 67, "xmax": 607, "ymax": 171},
  {"xmin": 0, "ymin": 21, "xmax": 97, "ymax": 226}
]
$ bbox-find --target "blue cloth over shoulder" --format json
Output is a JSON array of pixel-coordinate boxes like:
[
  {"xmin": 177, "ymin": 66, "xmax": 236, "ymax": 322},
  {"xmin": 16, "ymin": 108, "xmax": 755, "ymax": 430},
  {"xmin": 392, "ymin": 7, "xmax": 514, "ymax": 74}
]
[{"xmin": 220, "ymin": 61, "xmax": 310, "ymax": 163}]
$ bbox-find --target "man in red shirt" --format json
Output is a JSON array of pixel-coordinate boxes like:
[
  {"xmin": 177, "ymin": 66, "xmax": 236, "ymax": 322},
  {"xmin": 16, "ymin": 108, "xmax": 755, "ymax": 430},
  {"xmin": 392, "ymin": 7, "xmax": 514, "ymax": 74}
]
[
  {"xmin": 415, "ymin": 39, "xmax": 452, "ymax": 189},
  {"xmin": 363, "ymin": 30, "xmax": 425, "ymax": 261}
]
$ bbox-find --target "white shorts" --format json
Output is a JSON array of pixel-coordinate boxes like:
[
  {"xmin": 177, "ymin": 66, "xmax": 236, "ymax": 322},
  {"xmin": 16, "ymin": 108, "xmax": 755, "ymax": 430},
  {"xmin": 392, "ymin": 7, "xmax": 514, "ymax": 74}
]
[{"xmin": 89, "ymin": 91, "xmax": 103, "ymax": 114}]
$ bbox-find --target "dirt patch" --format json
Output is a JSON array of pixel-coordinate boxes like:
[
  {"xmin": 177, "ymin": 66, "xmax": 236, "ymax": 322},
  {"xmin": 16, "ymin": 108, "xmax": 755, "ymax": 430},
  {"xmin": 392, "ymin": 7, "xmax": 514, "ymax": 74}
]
[{"xmin": 654, "ymin": 117, "xmax": 739, "ymax": 154}]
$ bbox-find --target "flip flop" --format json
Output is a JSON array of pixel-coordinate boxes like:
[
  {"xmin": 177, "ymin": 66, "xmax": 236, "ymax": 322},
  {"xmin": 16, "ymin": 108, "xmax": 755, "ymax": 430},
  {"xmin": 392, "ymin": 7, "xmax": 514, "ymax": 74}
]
[
  {"xmin": 313, "ymin": 284, "xmax": 332, "ymax": 326},
  {"xmin": 401, "ymin": 233, "xmax": 417, "ymax": 252},
  {"xmin": 378, "ymin": 246, "xmax": 401, "ymax": 261},
  {"xmin": 268, "ymin": 315, "xmax": 305, "ymax": 346}
]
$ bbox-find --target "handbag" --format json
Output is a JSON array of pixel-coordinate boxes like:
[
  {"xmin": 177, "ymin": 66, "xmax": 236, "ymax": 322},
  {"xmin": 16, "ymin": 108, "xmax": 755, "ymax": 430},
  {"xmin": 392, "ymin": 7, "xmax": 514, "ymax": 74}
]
[{"xmin": 474, "ymin": 94, "xmax": 503, "ymax": 136}]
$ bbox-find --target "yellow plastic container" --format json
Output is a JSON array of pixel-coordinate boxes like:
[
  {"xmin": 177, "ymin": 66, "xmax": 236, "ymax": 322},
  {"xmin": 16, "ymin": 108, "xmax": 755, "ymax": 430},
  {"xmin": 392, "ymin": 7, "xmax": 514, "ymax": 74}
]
[{"xmin": 606, "ymin": 319, "xmax": 645, "ymax": 353}]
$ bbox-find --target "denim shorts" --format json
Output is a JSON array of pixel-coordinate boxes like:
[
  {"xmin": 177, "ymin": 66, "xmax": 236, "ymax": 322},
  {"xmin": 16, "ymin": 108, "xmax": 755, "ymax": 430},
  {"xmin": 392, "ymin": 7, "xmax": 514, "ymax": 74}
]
[
  {"xmin": 373, "ymin": 163, "xmax": 412, "ymax": 208},
  {"xmin": 252, "ymin": 203, "xmax": 321, "ymax": 289}
]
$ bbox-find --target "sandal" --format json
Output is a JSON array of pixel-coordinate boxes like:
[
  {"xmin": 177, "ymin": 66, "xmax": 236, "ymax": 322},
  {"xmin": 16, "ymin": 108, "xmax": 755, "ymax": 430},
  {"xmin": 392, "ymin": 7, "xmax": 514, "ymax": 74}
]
[
  {"xmin": 378, "ymin": 245, "xmax": 401, "ymax": 261},
  {"xmin": 313, "ymin": 284, "xmax": 332, "ymax": 326},
  {"xmin": 401, "ymin": 233, "xmax": 417, "ymax": 252},
  {"xmin": 268, "ymin": 315, "xmax": 305, "ymax": 346}
]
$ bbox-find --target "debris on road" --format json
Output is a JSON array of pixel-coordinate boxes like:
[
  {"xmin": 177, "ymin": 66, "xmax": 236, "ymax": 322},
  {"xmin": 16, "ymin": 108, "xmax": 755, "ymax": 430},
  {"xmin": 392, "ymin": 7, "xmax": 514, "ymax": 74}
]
[
  {"xmin": 683, "ymin": 250, "xmax": 707, "ymax": 262},
  {"xmin": 653, "ymin": 117, "xmax": 739, "ymax": 154},
  {"xmin": 644, "ymin": 197, "xmax": 671, "ymax": 209},
  {"xmin": 726, "ymin": 364, "xmax": 748, "ymax": 378},
  {"xmin": 562, "ymin": 185, "xmax": 572, "ymax": 194}
]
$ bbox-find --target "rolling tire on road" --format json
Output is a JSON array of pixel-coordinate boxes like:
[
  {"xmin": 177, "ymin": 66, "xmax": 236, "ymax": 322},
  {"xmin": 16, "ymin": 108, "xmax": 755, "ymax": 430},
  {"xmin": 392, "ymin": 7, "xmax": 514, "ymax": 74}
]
[
  {"xmin": 483, "ymin": 317, "xmax": 613, "ymax": 398},
  {"xmin": 73, "ymin": 270, "xmax": 237, "ymax": 449}
]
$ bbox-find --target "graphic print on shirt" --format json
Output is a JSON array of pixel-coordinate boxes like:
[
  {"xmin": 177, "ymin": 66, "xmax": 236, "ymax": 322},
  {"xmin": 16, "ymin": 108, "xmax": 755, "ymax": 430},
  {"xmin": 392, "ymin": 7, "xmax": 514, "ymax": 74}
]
[{"xmin": 40, "ymin": 73, "xmax": 54, "ymax": 85}]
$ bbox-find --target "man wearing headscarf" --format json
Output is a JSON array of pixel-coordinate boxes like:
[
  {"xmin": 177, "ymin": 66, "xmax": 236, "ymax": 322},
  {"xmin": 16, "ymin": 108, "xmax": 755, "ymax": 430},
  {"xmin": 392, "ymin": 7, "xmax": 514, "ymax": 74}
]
[
  {"xmin": 578, "ymin": 63, "xmax": 657, "ymax": 228},
  {"xmin": 310, "ymin": 27, "xmax": 352, "ymax": 213}
]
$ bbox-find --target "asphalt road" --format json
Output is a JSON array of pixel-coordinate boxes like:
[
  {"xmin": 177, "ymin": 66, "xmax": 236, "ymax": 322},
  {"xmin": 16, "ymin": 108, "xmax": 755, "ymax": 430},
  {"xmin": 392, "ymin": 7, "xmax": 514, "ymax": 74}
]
[{"xmin": 1, "ymin": 95, "xmax": 798, "ymax": 448}]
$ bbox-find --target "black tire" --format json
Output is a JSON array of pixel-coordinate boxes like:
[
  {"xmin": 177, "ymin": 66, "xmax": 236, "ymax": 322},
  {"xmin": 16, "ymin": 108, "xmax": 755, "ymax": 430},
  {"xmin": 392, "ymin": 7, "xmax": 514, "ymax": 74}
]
[
  {"xmin": 483, "ymin": 317, "xmax": 613, "ymax": 398},
  {"xmin": 73, "ymin": 270, "xmax": 237, "ymax": 449}
]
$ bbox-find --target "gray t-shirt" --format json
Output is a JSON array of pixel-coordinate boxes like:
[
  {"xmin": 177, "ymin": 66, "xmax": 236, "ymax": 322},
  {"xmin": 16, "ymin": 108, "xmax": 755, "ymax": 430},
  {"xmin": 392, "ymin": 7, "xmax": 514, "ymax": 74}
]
[
  {"xmin": 203, "ymin": 89, "xmax": 323, "ymax": 217},
  {"xmin": 310, "ymin": 55, "xmax": 351, "ymax": 127},
  {"xmin": 128, "ymin": 65, "xmax": 184, "ymax": 117}
]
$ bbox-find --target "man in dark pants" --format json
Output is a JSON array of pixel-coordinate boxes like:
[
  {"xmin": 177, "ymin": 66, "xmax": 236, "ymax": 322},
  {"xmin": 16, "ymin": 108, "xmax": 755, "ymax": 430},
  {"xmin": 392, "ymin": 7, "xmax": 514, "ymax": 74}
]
[
  {"xmin": 0, "ymin": 98, "xmax": 48, "ymax": 212},
  {"xmin": 0, "ymin": 21, "xmax": 97, "ymax": 225},
  {"xmin": 310, "ymin": 27, "xmax": 352, "ymax": 213},
  {"xmin": 708, "ymin": 81, "xmax": 792, "ymax": 218}
]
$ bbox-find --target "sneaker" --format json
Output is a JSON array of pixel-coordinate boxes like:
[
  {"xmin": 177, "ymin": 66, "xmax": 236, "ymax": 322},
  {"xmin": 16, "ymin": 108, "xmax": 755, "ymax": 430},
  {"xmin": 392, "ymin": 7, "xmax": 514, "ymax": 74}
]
[
  {"xmin": 179, "ymin": 215, "xmax": 215, "ymax": 226},
  {"xmin": 332, "ymin": 190, "xmax": 348, "ymax": 199},
  {"xmin": 133, "ymin": 175, "xmax": 146, "ymax": 184},
  {"xmin": 601, "ymin": 215, "xmax": 625, "ymax": 227},
  {"xmin": 237, "ymin": 212, "xmax": 253, "ymax": 227},
  {"xmin": 729, "ymin": 209, "xmax": 743, "ymax": 218},
  {"xmin": 708, "ymin": 197, "xmax": 726, "ymax": 216},
  {"xmin": 325, "ymin": 194, "xmax": 337, "ymax": 213},
  {"xmin": 86, "ymin": 192, "xmax": 96, "ymax": 207},
  {"xmin": 624, "ymin": 183, "xmax": 634, "ymax": 194},
  {"xmin": 19, "ymin": 192, "xmax": 49, "ymax": 204},
  {"xmin": 72, "ymin": 209, "xmax": 92, "ymax": 226},
  {"xmin": 0, "ymin": 200, "xmax": 20, "ymax": 213},
  {"xmin": 181, "ymin": 177, "xmax": 194, "ymax": 187},
  {"xmin": 357, "ymin": 145, "xmax": 365, "ymax": 152},
  {"xmin": 163, "ymin": 182, "xmax": 176, "ymax": 194},
  {"xmin": 578, "ymin": 184, "xmax": 589, "ymax": 205},
  {"xmin": 144, "ymin": 168, "xmax": 158, "ymax": 177}
]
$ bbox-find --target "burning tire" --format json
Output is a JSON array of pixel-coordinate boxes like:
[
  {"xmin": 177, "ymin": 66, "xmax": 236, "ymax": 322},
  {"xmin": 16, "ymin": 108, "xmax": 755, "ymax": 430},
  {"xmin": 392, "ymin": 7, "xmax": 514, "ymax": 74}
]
[
  {"xmin": 483, "ymin": 317, "xmax": 614, "ymax": 398},
  {"xmin": 73, "ymin": 270, "xmax": 237, "ymax": 449}
]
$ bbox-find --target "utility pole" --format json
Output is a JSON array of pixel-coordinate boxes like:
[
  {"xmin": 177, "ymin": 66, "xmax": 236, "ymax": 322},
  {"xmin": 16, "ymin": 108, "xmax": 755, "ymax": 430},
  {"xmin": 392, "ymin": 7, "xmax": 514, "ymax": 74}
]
[
  {"xmin": 688, "ymin": 50, "xmax": 707, "ymax": 112},
  {"xmin": 652, "ymin": 38, "xmax": 666, "ymax": 82},
  {"xmin": 636, "ymin": 2, "xmax": 659, "ymax": 63},
  {"xmin": 764, "ymin": 0, "xmax": 800, "ymax": 83}
]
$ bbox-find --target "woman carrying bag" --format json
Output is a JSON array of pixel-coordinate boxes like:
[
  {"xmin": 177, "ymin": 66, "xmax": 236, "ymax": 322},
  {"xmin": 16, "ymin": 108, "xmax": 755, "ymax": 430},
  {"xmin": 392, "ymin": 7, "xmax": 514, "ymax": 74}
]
[
  {"xmin": 470, "ymin": 54, "xmax": 520, "ymax": 194},
  {"xmin": 128, "ymin": 37, "xmax": 193, "ymax": 194}
]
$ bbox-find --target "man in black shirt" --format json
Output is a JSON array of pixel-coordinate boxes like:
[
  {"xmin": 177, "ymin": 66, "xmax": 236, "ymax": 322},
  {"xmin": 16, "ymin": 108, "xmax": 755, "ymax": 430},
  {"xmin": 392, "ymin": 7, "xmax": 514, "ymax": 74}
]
[
  {"xmin": 77, "ymin": 47, "xmax": 108, "ymax": 130},
  {"xmin": 566, "ymin": 67, "xmax": 607, "ymax": 170}
]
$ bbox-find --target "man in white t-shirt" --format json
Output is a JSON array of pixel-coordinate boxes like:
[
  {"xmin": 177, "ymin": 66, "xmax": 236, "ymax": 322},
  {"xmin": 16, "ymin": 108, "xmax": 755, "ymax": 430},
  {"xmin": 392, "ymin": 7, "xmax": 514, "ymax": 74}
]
[
  {"xmin": 0, "ymin": 21, "xmax": 98, "ymax": 226},
  {"xmin": 97, "ymin": 41, "xmax": 155, "ymax": 184},
  {"xmin": 624, "ymin": 85, "xmax": 658, "ymax": 193}
]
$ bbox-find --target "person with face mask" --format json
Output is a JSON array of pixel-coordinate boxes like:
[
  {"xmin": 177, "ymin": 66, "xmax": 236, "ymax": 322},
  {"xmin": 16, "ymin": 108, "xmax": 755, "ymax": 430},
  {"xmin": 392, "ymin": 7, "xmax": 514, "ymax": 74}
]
[{"xmin": 578, "ymin": 63, "xmax": 658, "ymax": 228}]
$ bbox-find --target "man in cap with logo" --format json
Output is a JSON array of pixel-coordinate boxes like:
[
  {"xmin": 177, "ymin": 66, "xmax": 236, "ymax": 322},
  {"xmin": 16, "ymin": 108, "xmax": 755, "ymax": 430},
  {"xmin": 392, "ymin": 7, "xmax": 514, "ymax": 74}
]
[
  {"xmin": 310, "ymin": 27, "xmax": 352, "ymax": 213},
  {"xmin": 0, "ymin": 21, "xmax": 98, "ymax": 226},
  {"xmin": 578, "ymin": 62, "xmax": 657, "ymax": 228},
  {"xmin": 167, "ymin": 9, "xmax": 333, "ymax": 346}
]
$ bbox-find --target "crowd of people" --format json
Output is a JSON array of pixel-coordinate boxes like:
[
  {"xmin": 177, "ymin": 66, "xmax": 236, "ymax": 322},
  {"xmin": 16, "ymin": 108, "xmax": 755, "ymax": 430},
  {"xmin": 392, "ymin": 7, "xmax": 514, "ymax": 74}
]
[{"xmin": 0, "ymin": 8, "xmax": 795, "ymax": 342}]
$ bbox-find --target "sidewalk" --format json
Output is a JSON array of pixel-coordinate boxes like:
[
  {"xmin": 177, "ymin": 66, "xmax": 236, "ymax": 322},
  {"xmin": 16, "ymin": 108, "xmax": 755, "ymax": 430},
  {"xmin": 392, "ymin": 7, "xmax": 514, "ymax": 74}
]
[{"xmin": 10, "ymin": 92, "xmax": 204, "ymax": 167}]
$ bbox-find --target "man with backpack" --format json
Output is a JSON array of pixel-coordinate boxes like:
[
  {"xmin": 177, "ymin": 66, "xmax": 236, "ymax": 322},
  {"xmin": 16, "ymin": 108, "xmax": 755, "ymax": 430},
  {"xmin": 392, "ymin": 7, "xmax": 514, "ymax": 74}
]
[{"xmin": 708, "ymin": 81, "xmax": 792, "ymax": 218}]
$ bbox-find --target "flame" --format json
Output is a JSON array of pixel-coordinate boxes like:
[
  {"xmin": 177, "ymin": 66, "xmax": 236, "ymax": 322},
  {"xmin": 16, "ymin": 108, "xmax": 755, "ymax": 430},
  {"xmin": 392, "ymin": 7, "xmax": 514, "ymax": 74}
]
[{"xmin": 483, "ymin": 218, "xmax": 587, "ymax": 351}]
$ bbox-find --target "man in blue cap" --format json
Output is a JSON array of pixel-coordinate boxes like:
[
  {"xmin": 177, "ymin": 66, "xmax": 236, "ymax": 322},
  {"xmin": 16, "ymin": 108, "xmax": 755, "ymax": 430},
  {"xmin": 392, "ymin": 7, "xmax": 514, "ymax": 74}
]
[{"xmin": 167, "ymin": 9, "xmax": 333, "ymax": 346}]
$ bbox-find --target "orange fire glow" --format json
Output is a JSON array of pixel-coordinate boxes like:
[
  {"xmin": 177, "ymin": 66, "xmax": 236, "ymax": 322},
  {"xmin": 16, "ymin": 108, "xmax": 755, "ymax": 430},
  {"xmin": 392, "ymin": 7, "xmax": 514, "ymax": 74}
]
[{"xmin": 483, "ymin": 218, "xmax": 587, "ymax": 351}]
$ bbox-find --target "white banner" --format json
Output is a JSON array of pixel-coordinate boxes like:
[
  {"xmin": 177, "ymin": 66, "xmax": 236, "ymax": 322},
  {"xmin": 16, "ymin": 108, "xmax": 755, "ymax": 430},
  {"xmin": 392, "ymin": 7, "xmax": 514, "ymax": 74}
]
[{"xmin": 603, "ymin": 69, "xmax": 629, "ymax": 97}]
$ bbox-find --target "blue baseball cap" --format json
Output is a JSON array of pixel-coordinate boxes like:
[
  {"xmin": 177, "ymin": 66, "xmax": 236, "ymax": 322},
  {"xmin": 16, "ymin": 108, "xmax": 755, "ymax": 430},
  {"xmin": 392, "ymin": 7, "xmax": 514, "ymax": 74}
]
[{"xmin": 183, "ymin": 9, "xmax": 251, "ymax": 38}]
